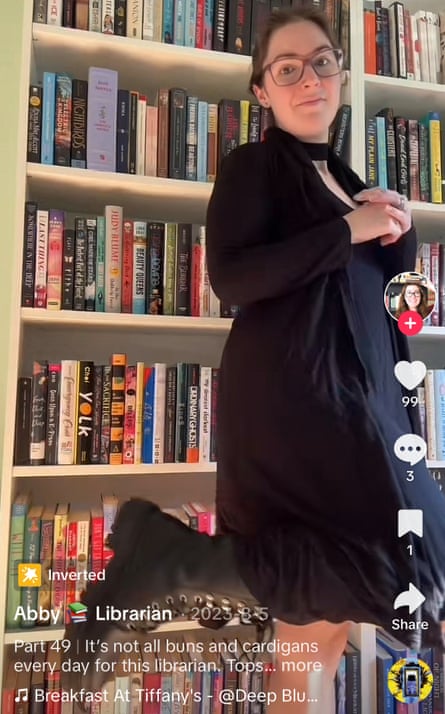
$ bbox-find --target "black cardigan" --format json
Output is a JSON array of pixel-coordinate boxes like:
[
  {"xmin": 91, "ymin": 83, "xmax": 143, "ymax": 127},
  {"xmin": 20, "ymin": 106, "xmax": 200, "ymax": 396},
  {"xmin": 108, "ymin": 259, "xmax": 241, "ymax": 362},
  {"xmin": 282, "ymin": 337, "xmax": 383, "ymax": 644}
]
[{"xmin": 204, "ymin": 127, "xmax": 445, "ymax": 649}]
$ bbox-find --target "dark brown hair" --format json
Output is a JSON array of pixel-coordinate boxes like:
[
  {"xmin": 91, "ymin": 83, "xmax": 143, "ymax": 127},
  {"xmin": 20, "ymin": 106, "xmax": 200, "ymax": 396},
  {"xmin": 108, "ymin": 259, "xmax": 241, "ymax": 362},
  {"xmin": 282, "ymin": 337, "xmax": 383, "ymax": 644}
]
[
  {"xmin": 395, "ymin": 283, "xmax": 430, "ymax": 319},
  {"xmin": 249, "ymin": 7, "xmax": 342, "ymax": 93}
]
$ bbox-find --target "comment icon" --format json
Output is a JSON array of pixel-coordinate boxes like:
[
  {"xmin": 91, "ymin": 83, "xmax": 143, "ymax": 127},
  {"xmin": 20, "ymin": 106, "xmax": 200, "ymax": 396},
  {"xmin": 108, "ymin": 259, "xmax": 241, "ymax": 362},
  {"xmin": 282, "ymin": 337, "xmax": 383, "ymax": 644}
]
[{"xmin": 394, "ymin": 434, "xmax": 427, "ymax": 466}]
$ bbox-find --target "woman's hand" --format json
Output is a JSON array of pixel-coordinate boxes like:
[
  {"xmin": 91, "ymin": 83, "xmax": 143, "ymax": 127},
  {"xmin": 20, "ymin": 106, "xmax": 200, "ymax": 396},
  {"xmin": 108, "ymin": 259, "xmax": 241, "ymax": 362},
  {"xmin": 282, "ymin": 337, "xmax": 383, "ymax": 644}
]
[{"xmin": 353, "ymin": 188, "xmax": 412, "ymax": 246}]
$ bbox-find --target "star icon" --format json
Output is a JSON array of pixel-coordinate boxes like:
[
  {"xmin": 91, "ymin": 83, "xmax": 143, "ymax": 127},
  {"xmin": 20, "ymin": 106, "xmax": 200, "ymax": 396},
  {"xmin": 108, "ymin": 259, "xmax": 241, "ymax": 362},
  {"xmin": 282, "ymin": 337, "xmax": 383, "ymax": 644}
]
[{"xmin": 18, "ymin": 563, "xmax": 42, "ymax": 587}]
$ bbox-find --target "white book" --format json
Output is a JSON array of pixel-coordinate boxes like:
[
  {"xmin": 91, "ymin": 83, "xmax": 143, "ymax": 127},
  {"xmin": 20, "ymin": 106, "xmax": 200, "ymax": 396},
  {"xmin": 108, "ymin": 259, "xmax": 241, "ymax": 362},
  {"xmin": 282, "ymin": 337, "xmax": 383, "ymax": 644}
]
[
  {"xmin": 136, "ymin": 96, "xmax": 147, "ymax": 175},
  {"xmin": 47, "ymin": 0, "xmax": 63, "ymax": 25},
  {"xmin": 199, "ymin": 366, "xmax": 212, "ymax": 462},
  {"xmin": 34, "ymin": 209, "xmax": 49, "ymax": 309},
  {"xmin": 410, "ymin": 15, "xmax": 422, "ymax": 81},
  {"xmin": 209, "ymin": 283, "xmax": 220, "ymax": 318},
  {"xmin": 143, "ymin": 0, "xmax": 155, "ymax": 40},
  {"xmin": 413, "ymin": 10, "xmax": 430, "ymax": 82},
  {"xmin": 153, "ymin": 363, "xmax": 166, "ymax": 464},
  {"xmin": 126, "ymin": 0, "xmax": 143, "ymax": 38},
  {"xmin": 104, "ymin": 205, "xmax": 123, "ymax": 312},
  {"xmin": 57, "ymin": 361, "xmax": 78, "ymax": 465},
  {"xmin": 101, "ymin": 0, "xmax": 115, "ymax": 33},
  {"xmin": 426, "ymin": 11, "xmax": 438, "ymax": 83},
  {"xmin": 89, "ymin": 0, "xmax": 102, "ymax": 31}
]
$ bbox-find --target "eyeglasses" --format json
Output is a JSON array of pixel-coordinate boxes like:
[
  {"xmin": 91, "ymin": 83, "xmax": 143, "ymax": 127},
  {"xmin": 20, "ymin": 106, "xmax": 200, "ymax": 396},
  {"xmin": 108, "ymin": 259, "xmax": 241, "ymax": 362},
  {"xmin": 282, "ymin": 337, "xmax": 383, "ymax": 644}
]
[
  {"xmin": 263, "ymin": 48, "xmax": 344, "ymax": 87},
  {"xmin": 405, "ymin": 291, "xmax": 421, "ymax": 297}
]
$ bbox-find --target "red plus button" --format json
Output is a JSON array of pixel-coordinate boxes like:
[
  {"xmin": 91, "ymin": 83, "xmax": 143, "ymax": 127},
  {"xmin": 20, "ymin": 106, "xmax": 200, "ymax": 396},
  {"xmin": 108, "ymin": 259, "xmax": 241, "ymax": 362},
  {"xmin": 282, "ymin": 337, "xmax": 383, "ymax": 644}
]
[{"xmin": 397, "ymin": 310, "xmax": 423, "ymax": 336}]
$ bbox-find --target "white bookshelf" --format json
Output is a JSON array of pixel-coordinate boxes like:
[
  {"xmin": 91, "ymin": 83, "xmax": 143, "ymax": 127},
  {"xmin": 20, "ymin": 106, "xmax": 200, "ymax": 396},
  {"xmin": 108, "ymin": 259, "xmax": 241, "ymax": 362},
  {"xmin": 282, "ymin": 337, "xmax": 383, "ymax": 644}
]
[{"xmin": 1, "ymin": 3, "xmax": 445, "ymax": 713}]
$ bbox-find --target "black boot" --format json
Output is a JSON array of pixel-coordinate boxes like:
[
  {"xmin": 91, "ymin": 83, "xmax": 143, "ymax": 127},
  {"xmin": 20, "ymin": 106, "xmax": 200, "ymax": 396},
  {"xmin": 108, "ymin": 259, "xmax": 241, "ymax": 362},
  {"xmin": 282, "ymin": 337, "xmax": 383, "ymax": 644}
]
[{"xmin": 63, "ymin": 499, "xmax": 271, "ymax": 695}]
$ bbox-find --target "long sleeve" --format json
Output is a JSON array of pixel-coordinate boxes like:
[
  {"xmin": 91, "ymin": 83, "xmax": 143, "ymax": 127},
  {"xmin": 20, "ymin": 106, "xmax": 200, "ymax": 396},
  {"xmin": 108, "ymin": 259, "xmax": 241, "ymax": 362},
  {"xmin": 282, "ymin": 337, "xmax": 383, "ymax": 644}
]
[
  {"xmin": 205, "ymin": 143, "xmax": 353, "ymax": 307},
  {"xmin": 381, "ymin": 222, "xmax": 417, "ymax": 282}
]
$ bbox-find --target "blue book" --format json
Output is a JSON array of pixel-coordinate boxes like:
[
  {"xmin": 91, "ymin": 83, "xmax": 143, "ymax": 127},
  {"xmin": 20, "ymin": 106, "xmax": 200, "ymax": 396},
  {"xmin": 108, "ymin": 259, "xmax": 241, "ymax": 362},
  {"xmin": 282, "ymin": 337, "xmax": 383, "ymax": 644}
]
[
  {"xmin": 142, "ymin": 366, "xmax": 156, "ymax": 463},
  {"xmin": 433, "ymin": 369, "xmax": 445, "ymax": 460},
  {"xmin": 184, "ymin": 0, "xmax": 197, "ymax": 46},
  {"xmin": 173, "ymin": 0, "xmax": 185, "ymax": 44},
  {"xmin": 376, "ymin": 115, "xmax": 388, "ymax": 190},
  {"xmin": 376, "ymin": 643, "xmax": 395, "ymax": 714},
  {"xmin": 41, "ymin": 71, "xmax": 56, "ymax": 164},
  {"xmin": 163, "ymin": 0, "xmax": 174, "ymax": 42},
  {"xmin": 197, "ymin": 101, "xmax": 208, "ymax": 182}
]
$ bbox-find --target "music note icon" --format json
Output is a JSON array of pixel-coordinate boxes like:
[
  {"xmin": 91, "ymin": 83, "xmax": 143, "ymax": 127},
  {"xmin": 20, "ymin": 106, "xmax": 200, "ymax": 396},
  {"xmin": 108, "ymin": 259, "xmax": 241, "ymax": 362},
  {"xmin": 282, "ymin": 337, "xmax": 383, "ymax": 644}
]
[{"xmin": 15, "ymin": 687, "xmax": 28, "ymax": 702}]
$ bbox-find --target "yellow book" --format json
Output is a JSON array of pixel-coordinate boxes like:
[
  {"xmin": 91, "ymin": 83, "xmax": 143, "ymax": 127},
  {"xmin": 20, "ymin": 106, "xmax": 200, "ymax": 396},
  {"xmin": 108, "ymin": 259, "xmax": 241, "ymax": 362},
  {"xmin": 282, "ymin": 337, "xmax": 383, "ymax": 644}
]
[
  {"xmin": 239, "ymin": 100, "xmax": 250, "ymax": 145},
  {"xmin": 429, "ymin": 114, "xmax": 442, "ymax": 203}
]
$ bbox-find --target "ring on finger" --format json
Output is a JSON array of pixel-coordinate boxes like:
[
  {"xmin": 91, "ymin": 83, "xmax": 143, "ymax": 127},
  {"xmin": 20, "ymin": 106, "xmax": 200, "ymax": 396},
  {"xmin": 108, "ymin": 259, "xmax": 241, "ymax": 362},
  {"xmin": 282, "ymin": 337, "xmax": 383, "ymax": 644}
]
[{"xmin": 397, "ymin": 195, "xmax": 407, "ymax": 212}]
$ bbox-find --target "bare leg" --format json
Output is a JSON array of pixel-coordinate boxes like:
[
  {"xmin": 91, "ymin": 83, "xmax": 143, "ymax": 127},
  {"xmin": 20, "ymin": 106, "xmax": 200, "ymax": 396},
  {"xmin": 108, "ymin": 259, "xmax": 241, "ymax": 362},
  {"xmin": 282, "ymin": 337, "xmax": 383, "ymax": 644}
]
[{"xmin": 266, "ymin": 620, "xmax": 351, "ymax": 714}]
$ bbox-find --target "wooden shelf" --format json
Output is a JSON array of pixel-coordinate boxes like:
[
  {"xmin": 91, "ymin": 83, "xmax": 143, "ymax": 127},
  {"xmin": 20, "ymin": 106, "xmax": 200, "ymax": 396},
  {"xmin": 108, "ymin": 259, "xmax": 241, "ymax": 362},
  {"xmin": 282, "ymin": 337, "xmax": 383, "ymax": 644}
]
[
  {"xmin": 32, "ymin": 24, "xmax": 252, "ymax": 104},
  {"xmin": 21, "ymin": 308, "xmax": 233, "ymax": 334},
  {"xmin": 26, "ymin": 163, "xmax": 213, "ymax": 223},
  {"xmin": 365, "ymin": 73, "xmax": 445, "ymax": 116},
  {"xmin": 413, "ymin": 326, "xmax": 445, "ymax": 340},
  {"xmin": 13, "ymin": 463, "xmax": 216, "ymax": 478}
]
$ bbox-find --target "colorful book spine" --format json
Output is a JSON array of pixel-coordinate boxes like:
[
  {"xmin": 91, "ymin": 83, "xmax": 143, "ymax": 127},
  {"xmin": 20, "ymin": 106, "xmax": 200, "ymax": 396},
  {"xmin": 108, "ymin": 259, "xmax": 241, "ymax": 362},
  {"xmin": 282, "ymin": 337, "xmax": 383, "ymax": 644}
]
[
  {"xmin": 41, "ymin": 72, "xmax": 56, "ymax": 165},
  {"xmin": 104, "ymin": 205, "xmax": 123, "ymax": 312},
  {"xmin": 86, "ymin": 67, "xmax": 118, "ymax": 171},
  {"xmin": 46, "ymin": 209, "xmax": 65, "ymax": 309},
  {"xmin": 109, "ymin": 353, "xmax": 126, "ymax": 465}
]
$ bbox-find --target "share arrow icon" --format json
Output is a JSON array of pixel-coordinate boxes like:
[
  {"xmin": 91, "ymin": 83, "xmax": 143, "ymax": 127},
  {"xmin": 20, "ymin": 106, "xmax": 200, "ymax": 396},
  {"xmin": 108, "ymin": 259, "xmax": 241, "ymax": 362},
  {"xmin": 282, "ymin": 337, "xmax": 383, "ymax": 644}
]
[{"xmin": 393, "ymin": 583, "xmax": 426, "ymax": 614}]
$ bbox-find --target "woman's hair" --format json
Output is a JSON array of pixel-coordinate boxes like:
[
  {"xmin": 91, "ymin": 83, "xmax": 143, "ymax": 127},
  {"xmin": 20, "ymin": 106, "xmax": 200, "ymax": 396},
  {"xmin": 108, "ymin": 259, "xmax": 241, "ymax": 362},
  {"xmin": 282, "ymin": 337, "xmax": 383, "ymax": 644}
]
[
  {"xmin": 249, "ymin": 7, "xmax": 342, "ymax": 93},
  {"xmin": 395, "ymin": 282, "xmax": 430, "ymax": 319}
]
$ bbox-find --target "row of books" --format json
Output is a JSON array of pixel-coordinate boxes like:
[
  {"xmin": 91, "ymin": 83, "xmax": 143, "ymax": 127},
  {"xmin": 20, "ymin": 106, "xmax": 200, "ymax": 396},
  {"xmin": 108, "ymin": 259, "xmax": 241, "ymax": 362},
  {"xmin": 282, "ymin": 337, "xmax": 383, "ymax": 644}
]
[
  {"xmin": 3, "ymin": 631, "xmax": 275, "ymax": 714},
  {"xmin": 15, "ymin": 359, "xmax": 219, "ymax": 467},
  {"xmin": 6, "ymin": 494, "xmax": 215, "ymax": 629},
  {"xmin": 4, "ymin": 626, "xmax": 444, "ymax": 714},
  {"xmin": 21, "ymin": 203, "xmax": 240, "ymax": 318},
  {"xmin": 365, "ymin": 108, "xmax": 443, "ymax": 203},
  {"xmin": 27, "ymin": 71, "xmax": 270, "ymax": 178},
  {"xmin": 27, "ymin": 71, "xmax": 352, "ymax": 178},
  {"xmin": 364, "ymin": 2, "xmax": 445, "ymax": 84},
  {"xmin": 418, "ymin": 370, "xmax": 445, "ymax": 461},
  {"xmin": 415, "ymin": 242, "xmax": 445, "ymax": 327},
  {"xmin": 33, "ymin": 0, "xmax": 350, "ymax": 62}
]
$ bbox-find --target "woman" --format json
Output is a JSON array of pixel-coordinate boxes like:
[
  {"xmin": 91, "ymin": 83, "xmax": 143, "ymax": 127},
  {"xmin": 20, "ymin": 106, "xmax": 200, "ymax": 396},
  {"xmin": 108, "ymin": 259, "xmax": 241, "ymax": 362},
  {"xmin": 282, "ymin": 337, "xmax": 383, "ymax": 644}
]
[
  {"xmin": 65, "ymin": 7, "xmax": 445, "ymax": 711},
  {"xmin": 395, "ymin": 282, "xmax": 430, "ymax": 319}
]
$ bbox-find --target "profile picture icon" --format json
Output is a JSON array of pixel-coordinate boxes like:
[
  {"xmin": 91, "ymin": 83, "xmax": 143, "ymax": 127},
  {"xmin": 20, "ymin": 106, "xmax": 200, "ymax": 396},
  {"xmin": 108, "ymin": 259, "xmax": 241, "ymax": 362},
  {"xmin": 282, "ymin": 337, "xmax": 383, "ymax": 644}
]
[{"xmin": 384, "ymin": 272, "xmax": 436, "ymax": 322}]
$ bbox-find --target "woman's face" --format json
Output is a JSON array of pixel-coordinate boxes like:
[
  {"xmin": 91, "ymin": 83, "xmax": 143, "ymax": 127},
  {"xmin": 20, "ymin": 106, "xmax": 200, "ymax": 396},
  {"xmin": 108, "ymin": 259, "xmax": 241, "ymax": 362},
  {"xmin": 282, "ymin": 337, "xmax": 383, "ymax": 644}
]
[
  {"xmin": 253, "ymin": 20, "xmax": 343, "ymax": 142},
  {"xmin": 404, "ymin": 285, "xmax": 422, "ymax": 311}
]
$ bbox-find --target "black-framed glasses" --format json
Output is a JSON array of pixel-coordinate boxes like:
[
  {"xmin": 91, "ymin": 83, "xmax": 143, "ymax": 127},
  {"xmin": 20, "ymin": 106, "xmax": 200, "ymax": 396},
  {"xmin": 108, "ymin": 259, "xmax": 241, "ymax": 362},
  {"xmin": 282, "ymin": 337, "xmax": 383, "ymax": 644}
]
[{"xmin": 263, "ymin": 48, "xmax": 344, "ymax": 87}]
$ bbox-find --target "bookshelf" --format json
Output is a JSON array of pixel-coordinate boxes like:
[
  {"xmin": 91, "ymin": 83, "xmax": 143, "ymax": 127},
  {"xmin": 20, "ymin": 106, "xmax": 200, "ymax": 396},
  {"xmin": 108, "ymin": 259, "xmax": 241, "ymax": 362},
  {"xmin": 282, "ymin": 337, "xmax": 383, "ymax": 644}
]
[{"xmin": 1, "ymin": 2, "xmax": 444, "ymax": 713}]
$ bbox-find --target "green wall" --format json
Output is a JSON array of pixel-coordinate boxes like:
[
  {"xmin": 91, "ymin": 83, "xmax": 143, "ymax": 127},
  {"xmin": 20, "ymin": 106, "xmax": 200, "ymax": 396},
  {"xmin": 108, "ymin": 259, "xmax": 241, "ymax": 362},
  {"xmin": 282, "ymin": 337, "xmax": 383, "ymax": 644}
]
[{"xmin": 0, "ymin": 2, "xmax": 25, "ymax": 470}]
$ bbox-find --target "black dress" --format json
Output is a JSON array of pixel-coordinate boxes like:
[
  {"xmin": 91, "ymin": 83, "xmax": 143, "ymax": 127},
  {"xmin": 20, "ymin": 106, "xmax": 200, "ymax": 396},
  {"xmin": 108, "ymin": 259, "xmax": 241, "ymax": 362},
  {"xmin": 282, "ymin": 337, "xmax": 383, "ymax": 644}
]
[{"xmin": 205, "ymin": 126, "xmax": 445, "ymax": 650}]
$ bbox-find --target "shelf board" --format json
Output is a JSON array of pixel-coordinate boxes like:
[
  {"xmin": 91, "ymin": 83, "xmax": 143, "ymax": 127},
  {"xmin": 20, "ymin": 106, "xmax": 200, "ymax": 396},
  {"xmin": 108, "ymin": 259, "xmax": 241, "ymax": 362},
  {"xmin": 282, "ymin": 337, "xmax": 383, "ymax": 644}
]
[
  {"xmin": 21, "ymin": 308, "xmax": 233, "ymax": 334},
  {"xmin": 365, "ymin": 73, "xmax": 445, "ymax": 116},
  {"xmin": 4, "ymin": 616, "xmax": 240, "ymax": 644},
  {"xmin": 427, "ymin": 461, "xmax": 445, "ymax": 469},
  {"xmin": 13, "ymin": 463, "xmax": 216, "ymax": 478},
  {"xmin": 26, "ymin": 164, "xmax": 213, "ymax": 223},
  {"xmin": 412, "ymin": 326, "xmax": 445, "ymax": 340},
  {"xmin": 32, "ymin": 24, "xmax": 252, "ymax": 103},
  {"xmin": 24, "ymin": 310, "xmax": 444, "ymax": 339}
]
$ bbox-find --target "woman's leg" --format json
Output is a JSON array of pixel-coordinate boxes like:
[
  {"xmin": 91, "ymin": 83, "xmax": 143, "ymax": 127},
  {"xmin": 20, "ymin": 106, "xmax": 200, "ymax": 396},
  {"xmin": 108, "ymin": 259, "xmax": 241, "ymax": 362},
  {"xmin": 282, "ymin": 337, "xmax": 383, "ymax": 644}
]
[{"xmin": 266, "ymin": 620, "xmax": 351, "ymax": 714}]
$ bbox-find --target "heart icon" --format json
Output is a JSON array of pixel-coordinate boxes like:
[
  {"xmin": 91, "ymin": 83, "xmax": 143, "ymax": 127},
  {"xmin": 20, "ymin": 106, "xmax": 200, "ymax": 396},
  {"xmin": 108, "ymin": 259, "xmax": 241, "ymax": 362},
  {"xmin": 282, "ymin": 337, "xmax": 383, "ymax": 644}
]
[{"xmin": 394, "ymin": 361, "xmax": 427, "ymax": 390}]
